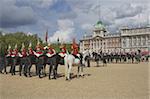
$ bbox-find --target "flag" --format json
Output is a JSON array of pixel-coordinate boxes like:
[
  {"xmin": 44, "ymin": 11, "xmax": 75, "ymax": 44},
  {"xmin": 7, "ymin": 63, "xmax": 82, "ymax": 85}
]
[{"xmin": 45, "ymin": 29, "xmax": 48, "ymax": 43}]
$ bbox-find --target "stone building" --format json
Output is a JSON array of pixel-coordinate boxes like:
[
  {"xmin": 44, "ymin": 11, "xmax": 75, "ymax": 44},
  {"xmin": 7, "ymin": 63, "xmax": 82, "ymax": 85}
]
[{"xmin": 79, "ymin": 21, "xmax": 150, "ymax": 53}]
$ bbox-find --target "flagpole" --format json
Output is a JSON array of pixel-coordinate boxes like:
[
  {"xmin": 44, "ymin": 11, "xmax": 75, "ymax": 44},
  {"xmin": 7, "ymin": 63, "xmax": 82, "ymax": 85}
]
[{"xmin": 45, "ymin": 29, "xmax": 48, "ymax": 45}]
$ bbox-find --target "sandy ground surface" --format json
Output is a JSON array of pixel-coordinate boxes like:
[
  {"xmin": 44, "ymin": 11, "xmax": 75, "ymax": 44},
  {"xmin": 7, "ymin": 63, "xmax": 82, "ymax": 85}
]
[{"xmin": 0, "ymin": 62, "xmax": 149, "ymax": 99}]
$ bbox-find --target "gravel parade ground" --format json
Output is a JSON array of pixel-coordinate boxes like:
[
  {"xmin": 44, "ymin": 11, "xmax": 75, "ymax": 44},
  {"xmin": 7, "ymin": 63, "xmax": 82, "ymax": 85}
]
[{"xmin": 0, "ymin": 62, "xmax": 149, "ymax": 99}]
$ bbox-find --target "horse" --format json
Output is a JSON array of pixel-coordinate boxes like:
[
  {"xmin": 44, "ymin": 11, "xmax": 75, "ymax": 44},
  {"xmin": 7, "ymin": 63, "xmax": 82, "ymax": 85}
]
[
  {"xmin": 64, "ymin": 50, "xmax": 89, "ymax": 81},
  {"xmin": 28, "ymin": 54, "xmax": 37, "ymax": 77},
  {"xmin": 45, "ymin": 53, "xmax": 64, "ymax": 80}
]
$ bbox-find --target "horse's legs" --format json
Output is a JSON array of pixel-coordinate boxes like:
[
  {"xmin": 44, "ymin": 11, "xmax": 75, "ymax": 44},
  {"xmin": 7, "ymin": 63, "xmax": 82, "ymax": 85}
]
[
  {"xmin": 11, "ymin": 58, "xmax": 16, "ymax": 75},
  {"xmin": 68, "ymin": 63, "xmax": 72, "ymax": 80},
  {"xmin": 77, "ymin": 65, "xmax": 80, "ymax": 78},
  {"xmin": 19, "ymin": 64, "xmax": 23, "ymax": 76},
  {"xmin": 77, "ymin": 64, "xmax": 84, "ymax": 78},
  {"xmin": 96, "ymin": 61, "xmax": 99, "ymax": 67},
  {"xmin": 65, "ymin": 62, "xmax": 68, "ymax": 80},
  {"xmin": 4, "ymin": 59, "xmax": 7, "ymax": 74},
  {"xmin": 55, "ymin": 64, "xmax": 58, "ymax": 76},
  {"xmin": 24, "ymin": 63, "xmax": 28, "ymax": 77},
  {"xmin": 54, "ymin": 64, "xmax": 58, "ymax": 78},
  {"xmin": 81, "ymin": 64, "xmax": 83, "ymax": 76},
  {"xmin": 38, "ymin": 66, "xmax": 42, "ymax": 78},
  {"xmin": 28, "ymin": 63, "xmax": 32, "ymax": 77},
  {"xmin": 49, "ymin": 65, "xmax": 52, "ymax": 80},
  {"xmin": 52, "ymin": 65, "xmax": 56, "ymax": 79},
  {"xmin": 43, "ymin": 64, "xmax": 47, "ymax": 76},
  {"xmin": 11, "ymin": 64, "xmax": 15, "ymax": 75},
  {"xmin": 35, "ymin": 64, "xmax": 38, "ymax": 75}
]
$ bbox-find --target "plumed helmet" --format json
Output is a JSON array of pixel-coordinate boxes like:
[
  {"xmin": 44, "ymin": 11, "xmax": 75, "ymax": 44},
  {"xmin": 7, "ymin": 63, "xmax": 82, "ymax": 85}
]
[
  {"xmin": 8, "ymin": 45, "xmax": 11, "ymax": 50},
  {"xmin": 21, "ymin": 43, "xmax": 25, "ymax": 50},
  {"xmin": 14, "ymin": 44, "xmax": 18, "ymax": 49}
]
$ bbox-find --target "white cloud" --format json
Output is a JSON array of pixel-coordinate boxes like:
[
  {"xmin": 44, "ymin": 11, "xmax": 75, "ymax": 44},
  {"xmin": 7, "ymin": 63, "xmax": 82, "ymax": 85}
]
[
  {"xmin": 0, "ymin": 0, "xmax": 37, "ymax": 28},
  {"xmin": 1, "ymin": 0, "xmax": 150, "ymax": 40},
  {"xmin": 81, "ymin": 23, "xmax": 93, "ymax": 31},
  {"xmin": 48, "ymin": 19, "xmax": 75, "ymax": 43}
]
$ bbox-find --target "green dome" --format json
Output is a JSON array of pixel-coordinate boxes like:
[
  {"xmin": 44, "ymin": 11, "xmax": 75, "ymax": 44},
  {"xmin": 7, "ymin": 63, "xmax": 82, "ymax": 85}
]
[{"xmin": 94, "ymin": 21, "xmax": 105, "ymax": 30}]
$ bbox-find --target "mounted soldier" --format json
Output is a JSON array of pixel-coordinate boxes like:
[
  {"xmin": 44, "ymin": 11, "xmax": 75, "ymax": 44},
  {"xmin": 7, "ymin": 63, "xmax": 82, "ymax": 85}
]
[
  {"xmin": 19, "ymin": 43, "xmax": 29, "ymax": 77},
  {"xmin": 28, "ymin": 42, "xmax": 36, "ymax": 77},
  {"xmin": 71, "ymin": 38, "xmax": 80, "ymax": 59},
  {"xmin": 45, "ymin": 43, "xmax": 56, "ymax": 58},
  {"xmin": 11, "ymin": 44, "xmax": 19, "ymax": 75},
  {"xmin": 34, "ymin": 40, "xmax": 45, "ymax": 77},
  {"xmin": 4, "ymin": 45, "xmax": 12, "ymax": 74},
  {"xmin": 35, "ymin": 40, "xmax": 44, "ymax": 57},
  {"xmin": 58, "ymin": 42, "xmax": 67, "ymax": 65},
  {"xmin": 59, "ymin": 42, "xmax": 67, "ymax": 58}
]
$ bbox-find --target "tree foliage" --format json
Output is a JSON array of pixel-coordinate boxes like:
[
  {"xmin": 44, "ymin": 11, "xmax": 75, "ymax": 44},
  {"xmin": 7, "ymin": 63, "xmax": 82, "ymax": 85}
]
[
  {"xmin": 0, "ymin": 32, "xmax": 72, "ymax": 55},
  {"xmin": 0, "ymin": 32, "xmax": 40, "ymax": 55}
]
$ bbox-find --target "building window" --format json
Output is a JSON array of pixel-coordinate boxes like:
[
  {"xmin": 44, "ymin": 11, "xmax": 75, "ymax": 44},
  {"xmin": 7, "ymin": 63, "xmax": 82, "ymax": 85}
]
[
  {"xmin": 123, "ymin": 39, "xmax": 126, "ymax": 47},
  {"xmin": 129, "ymin": 38, "xmax": 132, "ymax": 47},
  {"xmin": 143, "ymin": 37, "xmax": 146, "ymax": 46}
]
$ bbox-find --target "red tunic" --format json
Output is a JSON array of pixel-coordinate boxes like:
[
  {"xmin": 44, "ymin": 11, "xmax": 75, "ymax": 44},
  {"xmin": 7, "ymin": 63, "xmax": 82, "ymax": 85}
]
[
  {"xmin": 36, "ymin": 46, "xmax": 43, "ymax": 55},
  {"xmin": 48, "ymin": 47, "xmax": 55, "ymax": 54},
  {"xmin": 29, "ymin": 48, "xmax": 34, "ymax": 55},
  {"xmin": 60, "ymin": 47, "xmax": 66, "ymax": 54},
  {"xmin": 12, "ymin": 49, "xmax": 18, "ymax": 57},
  {"xmin": 21, "ymin": 49, "xmax": 27, "ymax": 57},
  {"xmin": 71, "ymin": 45, "xmax": 78, "ymax": 55},
  {"xmin": 7, "ymin": 49, "xmax": 13, "ymax": 56},
  {"xmin": 36, "ymin": 51, "xmax": 43, "ymax": 55}
]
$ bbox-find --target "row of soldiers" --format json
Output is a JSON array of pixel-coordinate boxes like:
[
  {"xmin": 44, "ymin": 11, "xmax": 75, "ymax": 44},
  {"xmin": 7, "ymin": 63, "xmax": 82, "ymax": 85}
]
[
  {"xmin": 0, "ymin": 39, "xmax": 80, "ymax": 76},
  {"xmin": 5, "ymin": 39, "xmax": 79, "ymax": 59}
]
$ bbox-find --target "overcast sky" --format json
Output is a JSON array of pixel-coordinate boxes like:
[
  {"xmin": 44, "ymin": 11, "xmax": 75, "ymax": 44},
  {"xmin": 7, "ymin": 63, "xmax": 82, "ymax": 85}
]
[{"xmin": 0, "ymin": 0, "xmax": 150, "ymax": 42}]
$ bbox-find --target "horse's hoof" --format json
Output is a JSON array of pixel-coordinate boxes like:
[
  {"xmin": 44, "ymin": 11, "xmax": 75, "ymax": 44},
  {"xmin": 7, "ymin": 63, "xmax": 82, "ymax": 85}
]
[
  {"xmin": 49, "ymin": 76, "xmax": 51, "ymax": 80},
  {"xmin": 44, "ymin": 74, "xmax": 47, "ymax": 77},
  {"xmin": 81, "ymin": 75, "xmax": 84, "ymax": 78},
  {"xmin": 24, "ymin": 74, "xmax": 27, "ymax": 77},
  {"xmin": 39, "ymin": 76, "xmax": 42, "ymax": 78},
  {"xmin": 0, "ymin": 71, "xmax": 3, "ymax": 74},
  {"xmin": 52, "ymin": 77, "xmax": 56, "ymax": 80}
]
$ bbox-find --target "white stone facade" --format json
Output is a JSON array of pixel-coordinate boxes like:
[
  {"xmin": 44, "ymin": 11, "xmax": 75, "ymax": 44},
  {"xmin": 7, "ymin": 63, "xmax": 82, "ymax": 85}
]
[{"xmin": 80, "ymin": 22, "xmax": 150, "ymax": 53}]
